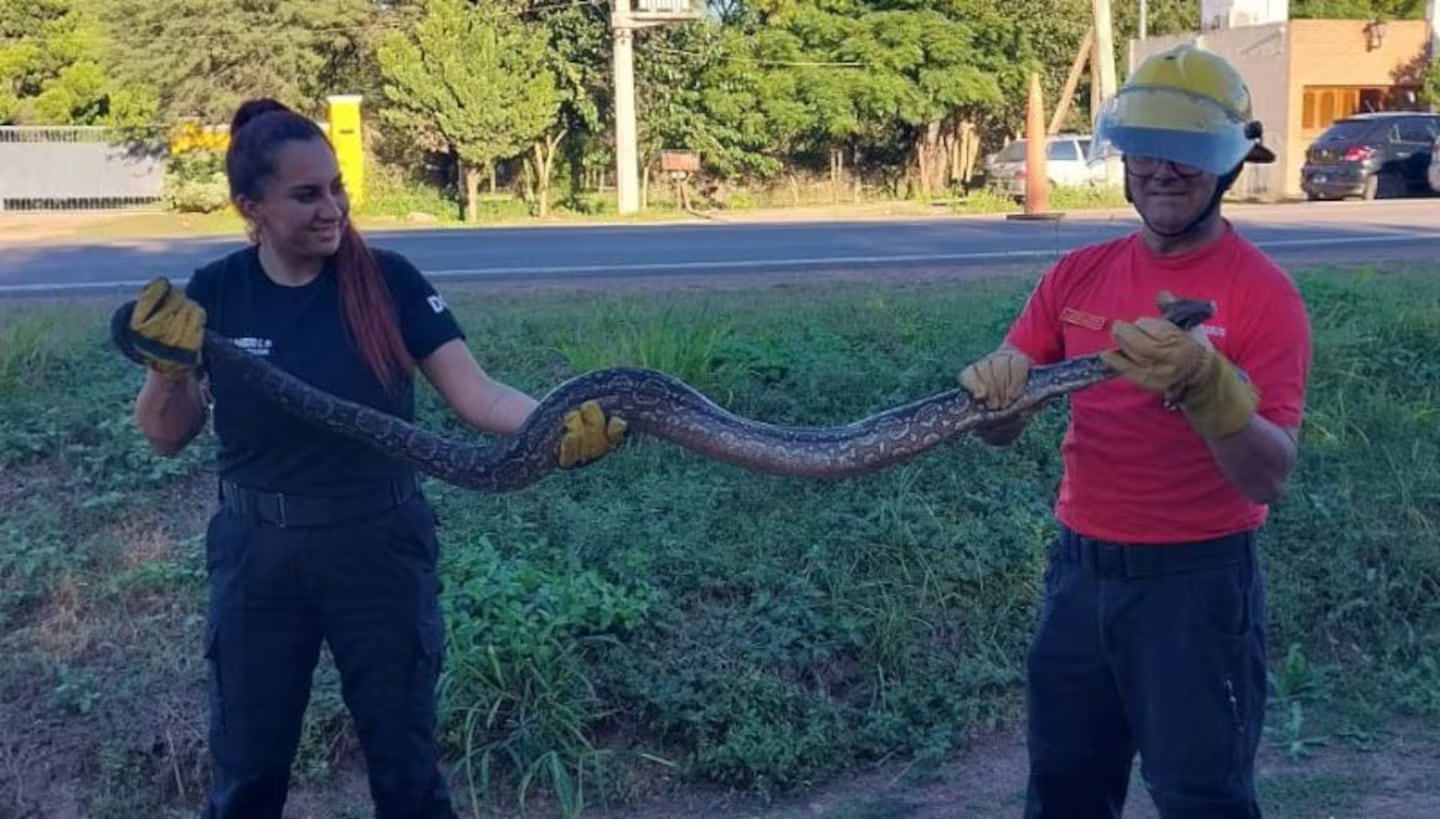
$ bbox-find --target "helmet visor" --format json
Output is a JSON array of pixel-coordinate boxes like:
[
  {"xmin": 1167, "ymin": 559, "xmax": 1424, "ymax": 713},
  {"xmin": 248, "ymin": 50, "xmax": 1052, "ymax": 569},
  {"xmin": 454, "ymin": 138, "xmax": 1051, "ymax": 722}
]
[{"xmin": 1088, "ymin": 86, "xmax": 1264, "ymax": 176}]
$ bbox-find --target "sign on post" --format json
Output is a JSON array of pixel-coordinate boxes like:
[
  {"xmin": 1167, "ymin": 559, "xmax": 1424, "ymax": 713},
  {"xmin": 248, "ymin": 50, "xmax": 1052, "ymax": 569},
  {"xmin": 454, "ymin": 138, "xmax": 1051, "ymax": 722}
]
[{"xmin": 660, "ymin": 150, "xmax": 700, "ymax": 175}]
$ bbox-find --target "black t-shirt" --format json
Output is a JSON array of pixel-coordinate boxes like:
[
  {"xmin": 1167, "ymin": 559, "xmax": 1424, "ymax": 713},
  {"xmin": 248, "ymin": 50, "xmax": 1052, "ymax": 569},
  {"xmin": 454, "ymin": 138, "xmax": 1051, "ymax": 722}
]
[{"xmin": 185, "ymin": 244, "xmax": 464, "ymax": 497}]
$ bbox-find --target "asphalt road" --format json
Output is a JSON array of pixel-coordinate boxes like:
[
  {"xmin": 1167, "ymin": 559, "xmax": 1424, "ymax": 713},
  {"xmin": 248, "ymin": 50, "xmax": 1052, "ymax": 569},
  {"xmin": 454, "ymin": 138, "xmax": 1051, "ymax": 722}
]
[{"xmin": 1, "ymin": 200, "xmax": 1436, "ymax": 299}]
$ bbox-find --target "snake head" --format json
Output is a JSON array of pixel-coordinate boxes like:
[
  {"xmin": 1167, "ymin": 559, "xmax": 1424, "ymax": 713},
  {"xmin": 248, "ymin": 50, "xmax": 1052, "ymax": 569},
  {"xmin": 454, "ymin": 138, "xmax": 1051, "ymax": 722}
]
[{"xmin": 1157, "ymin": 293, "xmax": 1216, "ymax": 331}]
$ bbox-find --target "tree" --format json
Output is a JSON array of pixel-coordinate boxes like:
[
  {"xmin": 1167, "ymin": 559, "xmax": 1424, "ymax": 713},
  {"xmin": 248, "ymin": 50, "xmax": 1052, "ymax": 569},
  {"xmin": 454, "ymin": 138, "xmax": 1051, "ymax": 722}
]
[
  {"xmin": 0, "ymin": 0, "xmax": 153, "ymax": 125},
  {"xmin": 744, "ymin": 2, "xmax": 1002, "ymax": 197},
  {"xmin": 1290, "ymin": 0, "xmax": 1426, "ymax": 18},
  {"xmin": 96, "ymin": 0, "xmax": 378, "ymax": 123},
  {"xmin": 519, "ymin": 0, "xmax": 611, "ymax": 215},
  {"xmin": 376, "ymin": 0, "xmax": 563, "ymax": 221}
]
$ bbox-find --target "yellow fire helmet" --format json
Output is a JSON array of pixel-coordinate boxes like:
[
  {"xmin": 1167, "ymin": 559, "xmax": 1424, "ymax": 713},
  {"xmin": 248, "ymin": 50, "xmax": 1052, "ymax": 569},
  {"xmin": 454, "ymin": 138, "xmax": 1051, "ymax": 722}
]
[{"xmin": 1090, "ymin": 43, "xmax": 1275, "ymax": 175}]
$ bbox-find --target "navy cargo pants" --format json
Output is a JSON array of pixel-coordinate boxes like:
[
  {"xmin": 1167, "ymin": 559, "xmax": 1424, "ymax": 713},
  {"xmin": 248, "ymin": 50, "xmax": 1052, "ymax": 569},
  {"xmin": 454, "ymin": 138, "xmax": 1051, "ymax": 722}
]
[
  {"xmin": 1024, "ymin": 527, "xmax": 1267, "ymax": 819},
  {"xmin": 200, "ymin": 479, "xmax": 455, "ymax": 819}
]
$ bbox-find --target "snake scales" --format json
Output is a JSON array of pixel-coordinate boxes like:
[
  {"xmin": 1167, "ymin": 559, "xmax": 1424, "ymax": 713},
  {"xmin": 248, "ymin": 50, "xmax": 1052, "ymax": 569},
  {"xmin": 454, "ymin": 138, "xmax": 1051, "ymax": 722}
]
[{"xmin": 111, "ymin": 297, "xmax": 1214, "ymax": 493}]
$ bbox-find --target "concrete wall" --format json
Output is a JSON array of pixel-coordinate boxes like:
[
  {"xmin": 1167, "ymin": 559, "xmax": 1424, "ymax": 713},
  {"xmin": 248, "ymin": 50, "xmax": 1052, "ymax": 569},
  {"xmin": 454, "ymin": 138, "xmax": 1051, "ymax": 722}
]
[
  {"xmin": 0, "ymin": 128, "xmax": 165, "ymax": 208},
  {"xmin": 1288, "ymin": 19, "xmax": 1431, "ymax": 86},
  {"xmin": 1130, "ymin": 24, "xmax": 1291, "ymax": 199}
]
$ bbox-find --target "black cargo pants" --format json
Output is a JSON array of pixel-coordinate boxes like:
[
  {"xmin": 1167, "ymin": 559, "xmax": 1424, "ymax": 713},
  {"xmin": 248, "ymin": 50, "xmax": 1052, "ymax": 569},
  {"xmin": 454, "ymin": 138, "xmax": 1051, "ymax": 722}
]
[
  {"xmin": 1024, "ymin": 527, "xmax": 1267, "ymax": 819},
  {"xmin": 200, "ymin": 479, "xmax": 455, "ymax": 819}
]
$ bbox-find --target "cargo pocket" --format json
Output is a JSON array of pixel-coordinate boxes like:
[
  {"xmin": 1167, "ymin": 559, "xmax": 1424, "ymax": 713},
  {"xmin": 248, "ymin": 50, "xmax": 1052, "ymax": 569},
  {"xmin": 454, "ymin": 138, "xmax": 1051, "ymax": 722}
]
[
  {"xmin": 1183, "ymin": 559, "xmax": 1255, "ymax": 640},
  {"xmin": 203, "ymin": 620, "xmax": 226, "ymax": 734}
]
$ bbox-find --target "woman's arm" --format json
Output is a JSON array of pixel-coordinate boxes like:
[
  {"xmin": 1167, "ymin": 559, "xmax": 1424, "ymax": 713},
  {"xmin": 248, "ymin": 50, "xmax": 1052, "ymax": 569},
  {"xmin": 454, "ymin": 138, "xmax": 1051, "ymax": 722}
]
[
  {"xmin": 418, "ymin": 338, "xmax": 538, "ymax": 436},
  {"xmin": 135, "ymin": 369, "xmax": 209, "ymax": 456}
]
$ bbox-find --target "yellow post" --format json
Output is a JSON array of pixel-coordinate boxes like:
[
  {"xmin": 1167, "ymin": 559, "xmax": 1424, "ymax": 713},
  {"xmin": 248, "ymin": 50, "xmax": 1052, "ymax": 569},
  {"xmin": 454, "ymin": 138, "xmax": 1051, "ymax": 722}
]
[{"xmin": 326, "ymin": 94, "xmax": 365, "ymax": 207}]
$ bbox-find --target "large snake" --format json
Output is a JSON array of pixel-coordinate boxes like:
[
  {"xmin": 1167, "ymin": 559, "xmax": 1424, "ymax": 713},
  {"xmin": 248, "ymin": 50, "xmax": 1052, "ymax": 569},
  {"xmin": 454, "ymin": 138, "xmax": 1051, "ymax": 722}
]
[{"xmin": 110, "ymin": 297, "xmax": 1214, "ymax": 493}]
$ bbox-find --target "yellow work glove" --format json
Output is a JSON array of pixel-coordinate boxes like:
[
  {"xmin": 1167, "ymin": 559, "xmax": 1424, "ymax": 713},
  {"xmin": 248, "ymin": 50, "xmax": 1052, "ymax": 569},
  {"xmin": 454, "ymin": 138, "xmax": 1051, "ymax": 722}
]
[
  {"xmin": 1099, "ymin": 292, "xmax": 1258, "ymax": 439},
  {"xmin": 959, "ymin": 347, "xmax": 1031, "ymax": 410},
  {"xmin": 556, "ymin": 400, "xmax": 628, "ymax": 468},
  {"xmin": 129, "ymin": 277, "xmax": 206, "ymax": 381}
]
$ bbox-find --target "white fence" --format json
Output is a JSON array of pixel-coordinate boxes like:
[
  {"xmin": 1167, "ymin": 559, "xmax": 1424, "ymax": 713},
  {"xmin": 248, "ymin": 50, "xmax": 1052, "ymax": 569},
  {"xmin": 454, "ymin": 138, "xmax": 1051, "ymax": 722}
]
[{"xmin": 0, "ymin": 127, "xmax": 168, "ymax": 212}]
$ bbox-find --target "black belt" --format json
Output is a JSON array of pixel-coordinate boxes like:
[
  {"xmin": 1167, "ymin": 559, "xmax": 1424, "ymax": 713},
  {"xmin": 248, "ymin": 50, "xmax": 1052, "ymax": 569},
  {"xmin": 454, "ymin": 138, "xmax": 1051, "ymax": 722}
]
[
  {"xmin": 1058, "ymin": 527, "xmax": 1254, "ymax": 579},
  {"xmin": 219, "ymin": 477, "xmax": 418, "ymax": 528}
]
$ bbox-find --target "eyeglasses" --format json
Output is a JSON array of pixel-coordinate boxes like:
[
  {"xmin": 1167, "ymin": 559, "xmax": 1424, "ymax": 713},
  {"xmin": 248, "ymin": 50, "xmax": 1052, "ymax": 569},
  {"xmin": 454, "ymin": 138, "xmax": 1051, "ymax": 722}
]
[{"xmin": 1125, "ymin": 156, "xmax": 1206, "ymax": 178}]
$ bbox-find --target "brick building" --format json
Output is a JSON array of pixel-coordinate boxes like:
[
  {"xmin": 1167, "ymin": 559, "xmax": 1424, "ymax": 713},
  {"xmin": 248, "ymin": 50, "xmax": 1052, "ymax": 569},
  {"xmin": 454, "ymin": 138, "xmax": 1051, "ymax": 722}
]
[{"xmin": 1129, "ymin": 2, "xmax": 1438, "ymax": 200}]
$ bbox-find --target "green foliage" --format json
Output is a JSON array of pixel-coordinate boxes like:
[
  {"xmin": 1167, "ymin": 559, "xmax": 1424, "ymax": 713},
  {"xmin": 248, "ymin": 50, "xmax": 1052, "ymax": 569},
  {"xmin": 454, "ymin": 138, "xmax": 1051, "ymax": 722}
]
[
  {"xmin": 376, "ymin": 0, "xmax": 563, "ymax": 219},
  {"xmin": 0, "ymin": 0, "xmax": 1247, "ymax": 209},
  {"xmin": 1419, "ymin": 53, "xmax": 1440, "ymax": 111},
  {"xmin": 95, "ymin": 0, "xmax": 378, "ymax": 121},
  {"xmin": 554, "ymin": 301, "xmax": 752, "ymax": 401},
  {"xmin": 161, "ymin": 149, "xmax": 229, "ymax": 214},
  {"xmin": 436, "ymin": 528, "xmax": 657, "ymax": 816},
  {"xmin": 1290, "ymin": 0, "xmax": 1427, "ymax": 18},
  {"xmin": 2, "ymin": 266, "xmax": 1437, "ymax": 814},
  {"xmin": 0, "ymin": 0, "xmax": 152, "ymax": 125}
]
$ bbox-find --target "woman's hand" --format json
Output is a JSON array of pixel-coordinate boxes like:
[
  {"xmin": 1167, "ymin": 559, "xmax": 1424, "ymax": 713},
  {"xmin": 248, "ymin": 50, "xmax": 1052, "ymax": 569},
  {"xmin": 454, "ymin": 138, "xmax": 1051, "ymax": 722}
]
[
  {"xmin": 556, "ymin": 400, "xmax": 627, "ymax": 468},
  {"xmin": 128, "ymin": 277, "xmax": 206, "ymax": 381}
]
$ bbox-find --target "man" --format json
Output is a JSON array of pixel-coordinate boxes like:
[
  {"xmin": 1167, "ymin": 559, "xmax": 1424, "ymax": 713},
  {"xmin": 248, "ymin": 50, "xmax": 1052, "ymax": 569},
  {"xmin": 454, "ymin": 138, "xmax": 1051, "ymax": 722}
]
[{"xmin": 960, "ymin": 45, "xmax": 1312, "ymax": 818}]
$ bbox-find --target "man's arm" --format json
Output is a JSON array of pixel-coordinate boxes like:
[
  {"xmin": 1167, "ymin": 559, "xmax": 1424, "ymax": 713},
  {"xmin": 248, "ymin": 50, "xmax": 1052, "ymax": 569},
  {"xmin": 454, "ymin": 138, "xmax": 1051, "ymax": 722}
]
[
  {"xmin": 1205, "ymin": 418, "xmax": 1300, "ymax": 505},
  {"xmin": 1193, "ymin": 282, "xmax": 1310, "ymax": 505},
  {"xmin": 963, "ymin": 264, "xmax": 1069, "ymax": 447},
  {"xmin": 1103, "ymin": 287, "xmax": 1311, "ymax": 504},
  {"xmin": 975, "ymin": 412, "xmax": 1030, "ymax": 447}
]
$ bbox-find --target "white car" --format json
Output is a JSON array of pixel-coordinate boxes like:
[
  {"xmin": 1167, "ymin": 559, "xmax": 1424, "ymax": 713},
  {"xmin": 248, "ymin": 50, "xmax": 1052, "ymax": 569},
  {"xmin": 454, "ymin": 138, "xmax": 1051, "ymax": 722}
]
[{"xmin": 985, "ymin": 133, "xmax": 1112, "ymax": 199}]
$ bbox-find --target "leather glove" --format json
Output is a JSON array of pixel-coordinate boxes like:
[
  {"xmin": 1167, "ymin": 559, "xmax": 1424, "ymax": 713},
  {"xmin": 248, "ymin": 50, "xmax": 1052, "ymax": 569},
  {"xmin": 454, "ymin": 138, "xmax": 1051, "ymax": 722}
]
[
  {"xmin": 129, "ymin": 277, "xmax": 206, "ymax": 381},
  {"xmin": 960, "ymin": 347, "xmax": 1031, "ymax": 410},
  {"xmin": 557, "ymin": 400, "xmax": 627, "ymax": 468},
  {"xmin": 1099, "ymin": 291, "xmax": 1258, "ymax": 439}
]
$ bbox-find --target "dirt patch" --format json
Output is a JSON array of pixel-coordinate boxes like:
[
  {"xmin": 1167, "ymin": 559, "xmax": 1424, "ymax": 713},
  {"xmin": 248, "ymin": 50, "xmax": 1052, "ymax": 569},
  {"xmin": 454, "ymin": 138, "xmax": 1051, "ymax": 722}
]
[
  {"xmin": 574, "ymin": 720, "xmax": 1440, "ymax": 819},
  {"xmin": 0, "ymin": 461, "xmax": 216, "ymax": 819}
]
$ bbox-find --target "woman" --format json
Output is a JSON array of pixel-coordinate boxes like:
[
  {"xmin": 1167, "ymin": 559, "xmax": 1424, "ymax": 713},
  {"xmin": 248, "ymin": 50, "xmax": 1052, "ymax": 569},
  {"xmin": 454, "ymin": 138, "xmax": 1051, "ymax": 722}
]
[{"xmin": 128, "ymin": 98, "xmax": 624, "ymax": 818}]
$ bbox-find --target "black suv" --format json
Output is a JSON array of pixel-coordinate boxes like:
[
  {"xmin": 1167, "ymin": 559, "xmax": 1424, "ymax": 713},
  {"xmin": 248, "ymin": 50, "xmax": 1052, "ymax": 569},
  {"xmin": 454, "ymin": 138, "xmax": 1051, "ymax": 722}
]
[{"xmin": 1300, "ymin": 112, "xmax": 1440, "ymax": 200}]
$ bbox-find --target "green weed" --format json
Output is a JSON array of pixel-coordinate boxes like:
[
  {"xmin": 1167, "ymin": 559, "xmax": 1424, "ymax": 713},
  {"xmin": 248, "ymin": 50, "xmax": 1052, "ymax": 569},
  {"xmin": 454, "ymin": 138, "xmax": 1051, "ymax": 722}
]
[
  {"xmin": 553, "ymin": 300, "xmax": 753, "ymax": 401},
  {"xmin": 0, "ymin": 265, "xmax": 1436, "ymax": 816}
]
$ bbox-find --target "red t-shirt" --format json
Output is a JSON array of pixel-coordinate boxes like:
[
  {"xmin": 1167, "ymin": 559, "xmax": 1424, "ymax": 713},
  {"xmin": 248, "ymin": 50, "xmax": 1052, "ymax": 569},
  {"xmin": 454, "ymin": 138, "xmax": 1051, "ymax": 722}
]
[{"xmin": 1004, "ymin": 222, "xmax": 1312, "ymax": 544}]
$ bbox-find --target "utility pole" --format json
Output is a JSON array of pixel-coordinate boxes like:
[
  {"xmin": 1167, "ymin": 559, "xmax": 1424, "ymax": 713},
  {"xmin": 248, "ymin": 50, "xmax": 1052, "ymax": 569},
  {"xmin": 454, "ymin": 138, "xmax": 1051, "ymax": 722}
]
[
  {"xmin": 1139, "ymin": 0, "xmax": 1148, "ymax": 40},
  {"xmin": 609, "ymin": 1, "xmax": 702, "ymax": 215},
  {"xmin": 1092, "ymin": 0, "xmax": 1121, "ymax": 184},
  {"xmin": 611, "ymin": 12, "xmax": 640, "ymax": 215},
  {"xmin": 1092, "ymin": 0, "xmax": 1118, "ymax": 108},
  {"xmin": 1051, "ymin": 27, "xmax": 1095, "ymax": 135}
]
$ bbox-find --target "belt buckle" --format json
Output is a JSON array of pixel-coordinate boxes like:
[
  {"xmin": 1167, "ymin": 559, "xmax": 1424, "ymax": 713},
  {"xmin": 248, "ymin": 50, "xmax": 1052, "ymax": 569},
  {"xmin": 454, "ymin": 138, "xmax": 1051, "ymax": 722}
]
[{"xmin": 274, "ymin": 492, "xmax": 289, "ymax": 528}]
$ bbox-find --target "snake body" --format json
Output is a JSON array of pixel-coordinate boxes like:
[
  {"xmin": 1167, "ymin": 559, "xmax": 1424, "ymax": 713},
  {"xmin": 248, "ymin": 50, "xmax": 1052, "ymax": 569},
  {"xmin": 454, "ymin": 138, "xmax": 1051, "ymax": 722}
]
[{"xmin": 112, "ymin": 298, "xmax": 1214, "ymax": 493}]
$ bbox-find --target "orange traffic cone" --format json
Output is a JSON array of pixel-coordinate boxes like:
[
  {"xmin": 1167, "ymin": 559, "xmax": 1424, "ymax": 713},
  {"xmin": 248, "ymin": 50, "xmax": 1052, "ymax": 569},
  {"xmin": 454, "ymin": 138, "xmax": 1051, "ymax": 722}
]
[{"xmin": 1007, "ymin": 71, "xmax": 1063, "ymax": 222}]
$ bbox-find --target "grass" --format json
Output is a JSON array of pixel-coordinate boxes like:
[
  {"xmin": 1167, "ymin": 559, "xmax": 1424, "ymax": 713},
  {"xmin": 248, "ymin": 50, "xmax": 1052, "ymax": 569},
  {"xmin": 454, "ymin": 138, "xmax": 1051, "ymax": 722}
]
[{"xmin": 0, "ymin": 265, "xmax": 1437, "ymax": 817}]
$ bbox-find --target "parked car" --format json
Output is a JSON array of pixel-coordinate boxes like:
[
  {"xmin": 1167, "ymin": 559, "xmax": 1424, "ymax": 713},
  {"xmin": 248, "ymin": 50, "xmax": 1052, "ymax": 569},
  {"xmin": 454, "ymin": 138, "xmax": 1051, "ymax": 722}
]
[
  {"xmin": 985, "ymin": 133, "xmax": 1110, "ymax": 198},
  {"xmin": 1300, "ymin": 112, "xmax": 1440, "ymax": 201}
]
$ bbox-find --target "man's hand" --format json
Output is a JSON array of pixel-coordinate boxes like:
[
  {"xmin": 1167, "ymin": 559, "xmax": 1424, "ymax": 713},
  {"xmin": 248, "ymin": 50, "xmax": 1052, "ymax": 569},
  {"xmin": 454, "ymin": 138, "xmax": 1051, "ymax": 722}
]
[
  {"xmin": 557, "ymin": 400, "xmax": 627, "ymax": 468},
  {"xmin": 129, "ymin": 277, "xmax": 206, "ymax": 381},
  {"xmin": 960, "ymin": 346, "xmax": 1031, "ymax": 410},
  {"xmin": 1100, "ymin": 291, "xmax": 1259, "ymax": 439},
  {"xmin": 960, "ymin": 346, "xmax": 1036, "ymax": 446}
]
